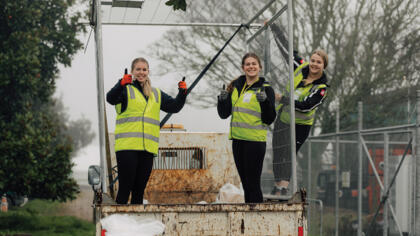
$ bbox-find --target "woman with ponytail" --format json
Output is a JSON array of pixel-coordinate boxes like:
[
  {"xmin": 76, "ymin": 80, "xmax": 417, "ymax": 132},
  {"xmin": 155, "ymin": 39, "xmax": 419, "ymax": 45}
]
[{"xmin": 106, "ymin": 57, "xmax": 188, "ymax": 204}]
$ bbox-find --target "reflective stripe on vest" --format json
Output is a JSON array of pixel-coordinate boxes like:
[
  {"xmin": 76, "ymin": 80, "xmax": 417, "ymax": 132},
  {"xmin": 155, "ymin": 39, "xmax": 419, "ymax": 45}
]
[
  {"xmin": 114, "ymin": 85, "xmax": 161, "ymax": 154},
  {"xmin": 229, "ymin": 84, "xmax": 270, "ymax": 142},
  {"xmin": 279, "ymin": 63, "xmax": 327, "ymax": 125}
]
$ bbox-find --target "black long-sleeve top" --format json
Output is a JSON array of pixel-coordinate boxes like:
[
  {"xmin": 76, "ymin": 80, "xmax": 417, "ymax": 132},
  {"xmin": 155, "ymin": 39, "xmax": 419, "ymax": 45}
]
[
  {"xmin": 217, "ymin": 75, "xmax": 276, "ymax": 125},
  {"xmin": 106, "ymin": 79, "xmax": 186, "ymax": 114},
  {"xmin": 279, "ymin": 65, "xmax": 329, "ymax": 112}
]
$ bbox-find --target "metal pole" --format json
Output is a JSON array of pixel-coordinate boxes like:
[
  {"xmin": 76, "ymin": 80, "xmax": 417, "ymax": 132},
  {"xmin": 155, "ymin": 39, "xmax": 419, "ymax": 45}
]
[
  {"xmin": 246, "ymin": 4, "xmax": 288, "ymax": 44},
  {"xmin": 287, "ymin": 0, "xmax": 297, "ymax": 195},
  {"xmin": 358, "ymin": 101, "xmax": 363, "ymax": 236},
  {"xmin": 307, "ymin": 198, "xmax": 323, "ymax": 236},
  {"xmin": 308, "ymin": 140, "xmax": 312, "ymax": 232},
  {"xmin": 94, "ymin": 0, "xmax": 108, "ymax": 193},
  {"xmin": 246, "ymin": 0, "xmax": 277, "ymax": 26},
  {"xmin": 416, "ymin": 90, "xmax": 420, "ymax": 234},
  {"xmin": 264, "ymin": 27, "xmax": 270, "ymax": 77},
  {"xmin": 99, "ymin": 22, "xmax": 263, "ymax": 28},
  {"xmin": 383, "ymin": 133, "xmax": 389, "ymax": 236},
  {"xmin": 335, "ymin": 106, "xmax": 340, "ymax": 236}
]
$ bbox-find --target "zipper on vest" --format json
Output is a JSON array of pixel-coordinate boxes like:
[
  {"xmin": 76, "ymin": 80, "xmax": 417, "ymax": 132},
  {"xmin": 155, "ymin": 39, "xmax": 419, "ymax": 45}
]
[{"xmin": 141, "ymin": 92, "xmax": 148, "ymax": 151}]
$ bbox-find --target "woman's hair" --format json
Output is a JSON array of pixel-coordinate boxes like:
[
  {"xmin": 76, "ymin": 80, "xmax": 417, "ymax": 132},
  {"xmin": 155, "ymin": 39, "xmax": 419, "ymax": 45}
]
[
  {"xmin": 131, "ymin": 57, "xmax": 152, "ymax": 97},
  {"xmin": 241, "ymin": 52, "xmax": 262, "ymax": 69},
  {"xmin": 226, "ymin": 52, "xmax": 262, "ymax": 92},
  {"xmin": 311, "ymin": 49, "xmax": 328, "ymax": 69}
]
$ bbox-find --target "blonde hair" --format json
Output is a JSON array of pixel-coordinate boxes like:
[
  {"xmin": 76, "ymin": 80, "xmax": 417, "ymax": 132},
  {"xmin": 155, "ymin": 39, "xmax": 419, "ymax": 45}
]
[
  {"xmin": 311, "ymin": 49, "xmax": 328, "ymax": 69},
  {"xmin": 131, "ymin": 57, "xmax": 152, "ymax": 97}
]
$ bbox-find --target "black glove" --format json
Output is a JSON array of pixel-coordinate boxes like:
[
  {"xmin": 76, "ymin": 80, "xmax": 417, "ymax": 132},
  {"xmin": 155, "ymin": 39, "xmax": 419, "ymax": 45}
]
[
  {"xmin": 256, "ymin": 88, "xmax": 267, "ymax": 102},
  {"xmin": 218, "ymin": 84, "xmax": 229, "ymax": 101}
]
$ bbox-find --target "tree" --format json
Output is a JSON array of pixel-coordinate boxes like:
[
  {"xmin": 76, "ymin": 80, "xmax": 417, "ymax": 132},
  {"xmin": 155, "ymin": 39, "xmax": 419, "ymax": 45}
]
[
  {"xmin": 0, "ymin": 0, "xmax": 87, "ymax": 201},
  {"xmin": 54, "ymin": 98, "xmax": 95, "ymax": 158},
  {"xmin": 146, "ymin": 0, "xmax": 420, "ymax": 131},
  {"xmin": 145, "ymin": 0, "xmax": 420, "ymax": 200}
]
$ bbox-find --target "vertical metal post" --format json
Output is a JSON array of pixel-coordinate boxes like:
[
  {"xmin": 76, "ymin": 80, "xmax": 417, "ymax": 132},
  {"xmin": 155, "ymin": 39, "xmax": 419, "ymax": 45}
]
[
  {"xmin": 307, "ymin": 140, "xmax": 312, "ymax": 232},
  {"xmin": 245, "ymin": 29, "xmax": 249, "ymax": 52},
  {"xmin": 415, "ymin": 90, "xmax": 420, "ymax": 234},
  {"xmin": 358, "ymin": 101, "xmax": 363, "ymax": 236},
  {"xmin": 335, "ymin": 106, "xmax": 340, "ymax": 236},
  {"xmin": 264, "ymin": 27, "xmax": 270, "ymax": 77},
  {"xmin": 383, "ymin": 133, "xmax": 389, "ymax": 236},
  {"xmin": 287, "ymin": 0, "xmax": 297, "ymax": 194},
  {"xmin": 94, "ymin": 0, "xmax": 108, "ymax": 193}
]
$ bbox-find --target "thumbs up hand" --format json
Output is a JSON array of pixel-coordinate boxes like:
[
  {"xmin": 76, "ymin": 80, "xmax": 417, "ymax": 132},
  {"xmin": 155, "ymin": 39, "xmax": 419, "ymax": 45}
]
[
  {"xmin": 218, "ymin": 84, "xmax": 229, "ymax": 101},
  {"xmin": 120, "ymin": 68, "xmax": 132, "ymax": 86},
  {"xmin": 256, "ymin": 88, "xmax": 267, "ymax": 102},
  {"xmin": 178, "ymin": 76, "xmax": 187, "ymax": 94}
]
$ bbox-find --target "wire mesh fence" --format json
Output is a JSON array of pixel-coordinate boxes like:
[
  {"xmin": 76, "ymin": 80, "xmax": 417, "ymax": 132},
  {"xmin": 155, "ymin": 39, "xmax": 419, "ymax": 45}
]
[{"xmin": 245, "ymin": 3, "xmax": 419, "ymax": 234}]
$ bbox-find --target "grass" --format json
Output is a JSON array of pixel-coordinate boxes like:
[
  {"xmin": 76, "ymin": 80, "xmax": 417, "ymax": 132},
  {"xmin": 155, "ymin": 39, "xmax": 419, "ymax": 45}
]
[{"xmin": 0, "ymin": 199, "xmax": 95, "ymax": 236}]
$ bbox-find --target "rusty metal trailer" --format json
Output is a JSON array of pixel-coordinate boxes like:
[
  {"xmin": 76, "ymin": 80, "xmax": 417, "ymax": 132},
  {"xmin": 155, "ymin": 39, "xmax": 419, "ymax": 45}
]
[{"xmin": 95, "ymin": 197, "xmax": 306, "ymax": 236}]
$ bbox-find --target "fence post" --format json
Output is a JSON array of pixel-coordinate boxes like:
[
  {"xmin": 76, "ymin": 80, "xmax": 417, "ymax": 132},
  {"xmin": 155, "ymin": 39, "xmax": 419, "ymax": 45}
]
[
  {"xmin": 415, "ymin": 90, "xmax": 420, "ymax": 234},
  {"xmin": 358, "ymin": 101, "xmax": 363, "ymax": 236},
  {"xmin": 307, "ymin": 141, "xmax": 312, "ymax": 233},
  {"xmin": 335, "ymin": 106, "xmax": 340, "ymax": 236},
  {"xmin": 383, "ymin": 133, "xmax": 389, "ymax": 236}
]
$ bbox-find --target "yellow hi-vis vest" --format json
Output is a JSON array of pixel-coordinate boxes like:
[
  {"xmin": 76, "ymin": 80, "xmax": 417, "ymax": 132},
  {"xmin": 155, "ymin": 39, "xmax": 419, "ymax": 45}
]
[
  {"xmin": 114, "ymin": 85, "xmax": 161, "ymax": 154},
  {"xmin": 277, "ymin": 62, "xmax": 327, "ymax": 125},
  {"xmin": 229, "ymin": 83, "xmax": 271, "ymax": 142}
]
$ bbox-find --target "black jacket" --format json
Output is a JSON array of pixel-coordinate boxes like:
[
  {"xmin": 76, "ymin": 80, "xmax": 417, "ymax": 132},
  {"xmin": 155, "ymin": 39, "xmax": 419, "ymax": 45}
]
[
  {"xmin": 279, "ymin": 64, "xmax": 329, "ymax": 112},
  {"xmin": 217, "ymin": 75, "xmax": 276, "ymax": 125},
  {"xmin": 106, "ymin": 79, "xmax": 186, "ymax": 114}
]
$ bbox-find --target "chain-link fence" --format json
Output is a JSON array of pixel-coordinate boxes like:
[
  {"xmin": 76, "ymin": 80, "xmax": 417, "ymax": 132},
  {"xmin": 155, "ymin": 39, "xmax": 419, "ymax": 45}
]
[{"xmin": 246, "ymin": 3, "xmax": 419, "ymax": 235}]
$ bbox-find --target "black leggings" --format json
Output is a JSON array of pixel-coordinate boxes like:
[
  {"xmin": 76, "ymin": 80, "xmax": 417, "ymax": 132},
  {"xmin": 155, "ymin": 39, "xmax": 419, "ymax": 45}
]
[
  {"xmin": 115, "ymin": 150, "xmax": 154, "ymax": 204},
  {"xmin": 272, "ymin": 119, "xmax": 311, "ymax": 182},
  {"xmin": 232, "ymin": 139, "xmax": 266, "ymax": 203}
]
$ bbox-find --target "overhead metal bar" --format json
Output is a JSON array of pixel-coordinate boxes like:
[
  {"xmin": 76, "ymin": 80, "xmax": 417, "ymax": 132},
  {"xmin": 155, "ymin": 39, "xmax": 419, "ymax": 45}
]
[
  {"xmin": 99, "ymin": 22, "xmax": 263, "ymax": 28},
  {"xmin": 246, "ymin": 4, "xmax": 287, "ymax": 44},
  {"xmin": 308, "ymin": 123, "xmax": 416, "ymax": 139},
  {"xmin": 101, "ymin": 0, "xmax": 145, "ymax": 8},
  {"xmin": 245, "ymin": 0, "xmax": 276, "ymax": 26}
]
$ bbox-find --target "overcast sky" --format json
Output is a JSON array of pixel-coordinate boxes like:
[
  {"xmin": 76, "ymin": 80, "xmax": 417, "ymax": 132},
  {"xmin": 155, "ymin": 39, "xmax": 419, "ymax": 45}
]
[{"xmin": 56, "ymin": 25, "xmax": 230, "ymax": 172}]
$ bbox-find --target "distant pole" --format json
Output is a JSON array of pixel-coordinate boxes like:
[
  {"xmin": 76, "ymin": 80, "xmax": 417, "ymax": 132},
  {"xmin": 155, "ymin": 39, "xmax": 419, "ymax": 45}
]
[
  {"xmin": 358, "ymin": 101, "xmax": 363, "ymax": 236},
  {"xmin": 383, "ymin": 133, "xmax": 389, "ymax": 236},
  {"xmin": 335, "ymin": 105, "xmax": 340, "ymax": 236},
  {"xmin": 415, "ymin": 90, "xmax": 420, "ymax": 234},
  {"xmin": 307, "ymin": 140, "xmax": 312, "ymax": 232}
]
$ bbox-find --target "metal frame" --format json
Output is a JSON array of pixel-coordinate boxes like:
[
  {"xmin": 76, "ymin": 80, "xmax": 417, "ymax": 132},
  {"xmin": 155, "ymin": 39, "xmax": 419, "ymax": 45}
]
[
  {"xmin": 307, "ymin": 98, "xmax": 419, "ymax": 235},
  {"xmin": 307, "ymin": 198, "xmax": 323, "ymax": 236},
  {"xmin": 92, "ymin": 0, "xmax": 279, "ymax": 194}
]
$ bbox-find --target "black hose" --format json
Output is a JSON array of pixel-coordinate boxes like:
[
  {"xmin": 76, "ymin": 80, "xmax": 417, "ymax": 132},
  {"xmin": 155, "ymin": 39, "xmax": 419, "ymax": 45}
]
[{"xmin": 160, "ymin": 24, "xmax": 246, "ymax": 127}]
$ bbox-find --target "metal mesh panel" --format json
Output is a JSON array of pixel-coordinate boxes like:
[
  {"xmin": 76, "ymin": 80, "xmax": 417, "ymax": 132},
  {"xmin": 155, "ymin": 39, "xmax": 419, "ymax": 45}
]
[{"xmin": 154, "ymin": 147, "xmax": 207, "ymax": 170}]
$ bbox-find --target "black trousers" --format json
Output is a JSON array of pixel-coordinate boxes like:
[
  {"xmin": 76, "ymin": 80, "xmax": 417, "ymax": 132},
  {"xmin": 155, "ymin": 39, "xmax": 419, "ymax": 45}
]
[
  {"xmin": 115, "ymin": 150, "xmax": 154, "ymax": 204},
  {"xmin": 272, "ymin": 118, "xmax": 311, "ymax": 182},
  {"xmin": 232, "ymin": 139, "xmax": 266, "ymax": 203}
]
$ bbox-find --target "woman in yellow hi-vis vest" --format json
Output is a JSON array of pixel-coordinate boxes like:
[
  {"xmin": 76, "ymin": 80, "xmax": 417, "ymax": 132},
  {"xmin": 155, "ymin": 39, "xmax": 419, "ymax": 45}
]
[
  {"xmin": 271, "ymin": 50, "xmax": 329, "ymax": 195},
  {"xmin": 217, "ymin": 53, "xmax": 276, "ymax": 203},
  {"xmin": 106, "ymin": 57, "xmax": 187, "ymax": 204}
]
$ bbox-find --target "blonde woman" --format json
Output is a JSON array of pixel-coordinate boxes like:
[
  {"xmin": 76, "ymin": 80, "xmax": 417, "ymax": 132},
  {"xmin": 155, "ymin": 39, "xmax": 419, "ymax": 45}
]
[
  {"xmin": 272, "ymin": 50, "xmax": 329, "ymax": 195},
  {"xmin": 106, "ymin": 57, "xmax": 187, "ymax": 204}
]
